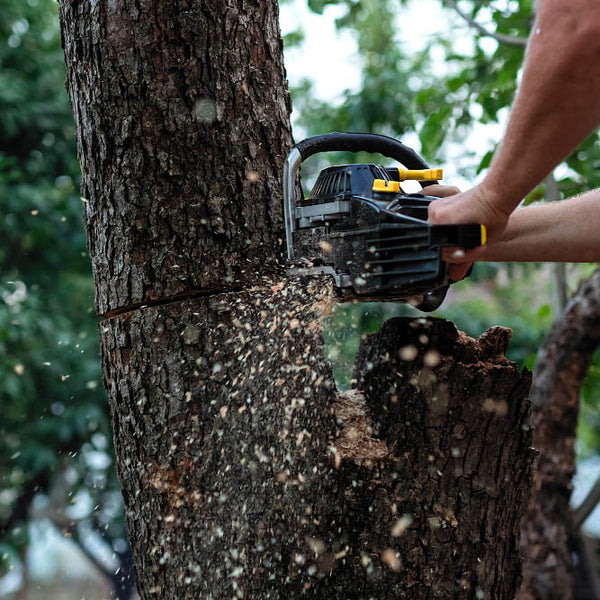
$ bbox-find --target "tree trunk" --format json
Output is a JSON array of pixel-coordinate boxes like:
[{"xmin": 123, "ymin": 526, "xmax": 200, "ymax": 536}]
[
  {"xmin": 100, "ymin": 279, "xmax": 341, "ymax": 597},
  {"xmin": 518, "ymin": 267, "xmax": 600, "ymax": 600},
  {"xmin": 59, "ymin": 1, "xmax": 534, "ymax": 597},
  {"xmin": 99, "ymin": 291, "xmax": 532, "ymax": 598}
]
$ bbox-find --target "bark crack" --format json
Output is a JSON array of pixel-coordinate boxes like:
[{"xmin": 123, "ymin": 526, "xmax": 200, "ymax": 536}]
[{"xmin": 100, "ymin": 284, "xmax": 247, "ymax": 320}]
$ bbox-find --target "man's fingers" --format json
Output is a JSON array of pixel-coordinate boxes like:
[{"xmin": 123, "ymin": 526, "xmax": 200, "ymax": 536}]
[
  {"xmin": 448, "ymin": 262, "xmax": 473, "ymax": 282},
  {"xmin": 428, "ymin": 196, "xmax": 454, "ymax": 224},
  {"xmin": 424, "ymin": 184, "xmax": 461, "ymax": 198},
  {"xmin": 428, "ymin": 185, "xmax": 511, "ymax": 240}
]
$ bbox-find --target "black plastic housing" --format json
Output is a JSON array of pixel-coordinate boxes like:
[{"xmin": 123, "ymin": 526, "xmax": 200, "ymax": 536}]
[{"xmin": 293, "ymin": 163, "xmax": 482, "ymax": 299}]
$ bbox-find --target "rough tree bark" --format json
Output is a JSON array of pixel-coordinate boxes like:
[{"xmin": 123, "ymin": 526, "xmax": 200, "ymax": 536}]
[
  {"xmin": 332, "ymin": 318, "xmax": 533, "ymax": 598},
  {"xmin": 519, "ymin": 267, "xmax": 600, "ymax": 600},
  {"xmin": 59, "ymin": 0, "xmax": 291, "ymax": 317},
  {"xmin": 59, "ymin": 0, "xmax": 534, "ymax": 597}
]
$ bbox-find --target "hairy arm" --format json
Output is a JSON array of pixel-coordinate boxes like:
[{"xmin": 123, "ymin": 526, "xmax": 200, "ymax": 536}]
[
  {"xmin": 480, "ymin": 190, "xmax": 600, "ymax": 263},
  {"xmin": 429, "ymin": 0, "xmax": 600, "ymax": 237},
  {"xmin": 426, "ymin": 185, "xmax": 600, "ymax": 280}
]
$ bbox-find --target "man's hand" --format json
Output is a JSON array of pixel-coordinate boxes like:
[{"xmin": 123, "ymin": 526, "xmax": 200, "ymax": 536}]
[
  {"xmin": 427, "ymin": 183, "xmax": 510, "ymax": 239},
  {"xmin": 426, "ymin": 184, "xmax": 500, "ymax": 281}
]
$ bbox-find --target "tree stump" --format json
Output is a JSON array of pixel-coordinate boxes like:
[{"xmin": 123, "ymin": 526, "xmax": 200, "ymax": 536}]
[
  {"xmin": 101, "ymin": 287, "xmax": 533, "ymax": 598},
  {"xmin": 321, "ymin": 316, "xmax": 533, "ymax": 598}
]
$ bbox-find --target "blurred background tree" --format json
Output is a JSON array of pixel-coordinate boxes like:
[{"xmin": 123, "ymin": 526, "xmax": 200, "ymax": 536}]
[
  {"xmin": 0, "ymin": 0, "xmax": 134, "ymax": 597},
  {"xmin": 2, "ymin": 0, "xmax": 600, "ymax": 597}
]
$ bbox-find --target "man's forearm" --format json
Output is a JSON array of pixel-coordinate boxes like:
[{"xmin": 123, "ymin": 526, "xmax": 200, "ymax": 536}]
[
  {"xmin": 481, "ymin": 190, "xmax": 600, "ymax": 263},
  {"xmin": 483, "ymin": 0, "xmax": 600, "ymax": 214}
]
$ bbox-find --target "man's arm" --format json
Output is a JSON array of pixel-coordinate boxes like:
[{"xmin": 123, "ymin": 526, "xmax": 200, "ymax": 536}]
[
  {"xmin": 478, "ymin": 190, "xmax": 600, "ymax": 263},
  {"xmin": 429, "ymin": 0, "xmax": 600, "ymax": 237},
  {"xmin": 435, "ymin": 188, "xmax": 600, "ymax": 281}
]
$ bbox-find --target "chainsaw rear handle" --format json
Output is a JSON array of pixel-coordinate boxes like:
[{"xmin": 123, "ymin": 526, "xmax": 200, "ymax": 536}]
[
  {"xmin": 283, "ymin": 132, "xmax": 438, "ymax": 260},
  {"xmin": 429, "ymin": 222, "xmax": 487, "ymax": 250}
]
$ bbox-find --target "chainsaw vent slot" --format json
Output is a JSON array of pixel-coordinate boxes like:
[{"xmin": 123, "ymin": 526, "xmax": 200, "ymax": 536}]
[{"xmin": 363, "ymin": 224, "xmax": 440, "ymax": 289}]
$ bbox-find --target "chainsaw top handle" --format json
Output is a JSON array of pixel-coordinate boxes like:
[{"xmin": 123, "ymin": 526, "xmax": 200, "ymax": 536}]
[{"xmin": 294, "ymin": 132, "xmax": 433, "ymax": 177}]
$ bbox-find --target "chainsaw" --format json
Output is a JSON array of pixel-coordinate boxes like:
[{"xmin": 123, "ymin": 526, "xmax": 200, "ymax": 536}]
[{"xmin": 282, "ymin": 132, "xmax": 486, "ymax": 312}]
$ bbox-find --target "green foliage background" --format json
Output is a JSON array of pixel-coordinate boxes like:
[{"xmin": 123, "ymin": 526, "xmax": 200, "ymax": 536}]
[
  {"xmin": 1, "ymin": 0, "xmax": 600, "ymax": 593},
  {"xmin": 0, "ymin": 0, "xmax": 126, "ymax": 589}
]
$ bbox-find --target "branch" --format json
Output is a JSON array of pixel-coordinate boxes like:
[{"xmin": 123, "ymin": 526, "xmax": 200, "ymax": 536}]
[
  {"xmin": 519, "ymin": 266, "xmax": 600, "ymax": 597},
  {"xmin": 573, "ymin": 475, "xmax": 600, "ymax": 530},
  {"xmin": 40, "ymin": 466, "xmax": 136, "ymax": 598},
  {"xmin": 444, "ymin": 0, "xmax": 528, "ymax": 47},
  {"xmin": 0, "ymin": 473, "xmax": 48, "ymax": 539},
  {"xmin": 571, "ymin": 533, "xmax": 600, "ymax": 599}
]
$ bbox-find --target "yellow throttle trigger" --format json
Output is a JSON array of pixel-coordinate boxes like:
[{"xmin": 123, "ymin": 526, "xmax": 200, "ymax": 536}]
[
  {"xmin": 396, "ymin": 167, "xmax": 443, "ymax": 182},
  {"xmin": 372, "ymin": 179, "xmax": 400, "ymax": 193}
]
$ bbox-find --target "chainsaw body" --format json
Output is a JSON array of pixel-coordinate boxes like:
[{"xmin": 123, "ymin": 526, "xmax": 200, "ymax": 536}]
[{"xmin": 283, "ymin": 132, "xmax": 485, "ymax": 312}]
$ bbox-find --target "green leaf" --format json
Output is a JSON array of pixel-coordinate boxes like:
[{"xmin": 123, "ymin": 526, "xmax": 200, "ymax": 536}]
[
  {"xmin": 477, "ymin": 150, "xmax": 494, "ymax": 172},
  {"xmin": 419, "ymin": 104, "xmax": 452, "ymax": 160},
  {"xmin": 307, "ymin": 0, "xmax": 339, "ymax": 14},
  {"xmin": 283, "ymin": 28, "xmax": 305, "ymax": 49},
  {"xmin": 536, "ymin": 304, "xmax": 552, "ymax": 320}
]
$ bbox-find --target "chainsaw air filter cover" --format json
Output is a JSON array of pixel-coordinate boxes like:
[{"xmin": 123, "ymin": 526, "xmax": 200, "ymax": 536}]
[{"xmin": 282, "ymin": 132, "xmax": 486, "ymax": 312}]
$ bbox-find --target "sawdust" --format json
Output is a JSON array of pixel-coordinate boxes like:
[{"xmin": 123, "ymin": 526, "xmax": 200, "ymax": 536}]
[{"xmin": 334, "ymin": 389, "xmax": 390, "ymax": 462}]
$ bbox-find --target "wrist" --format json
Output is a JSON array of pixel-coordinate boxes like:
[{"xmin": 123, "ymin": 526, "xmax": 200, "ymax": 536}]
[{"xmin": 470, "ymin": 182, "xmax": 512, "ymax": 235}]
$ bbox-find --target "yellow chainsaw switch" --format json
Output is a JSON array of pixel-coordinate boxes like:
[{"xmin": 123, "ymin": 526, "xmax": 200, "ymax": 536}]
[
  {"xmin": 480, "ymin": 224, "xmax": 487, "ymax": 245},
  {"xmin": 396, "ymin": 167, "xmax": 443, "ymax": 182},
  {"xmin": 372, "ymin": 179, "xmax": 401, "ymax": 193}
]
